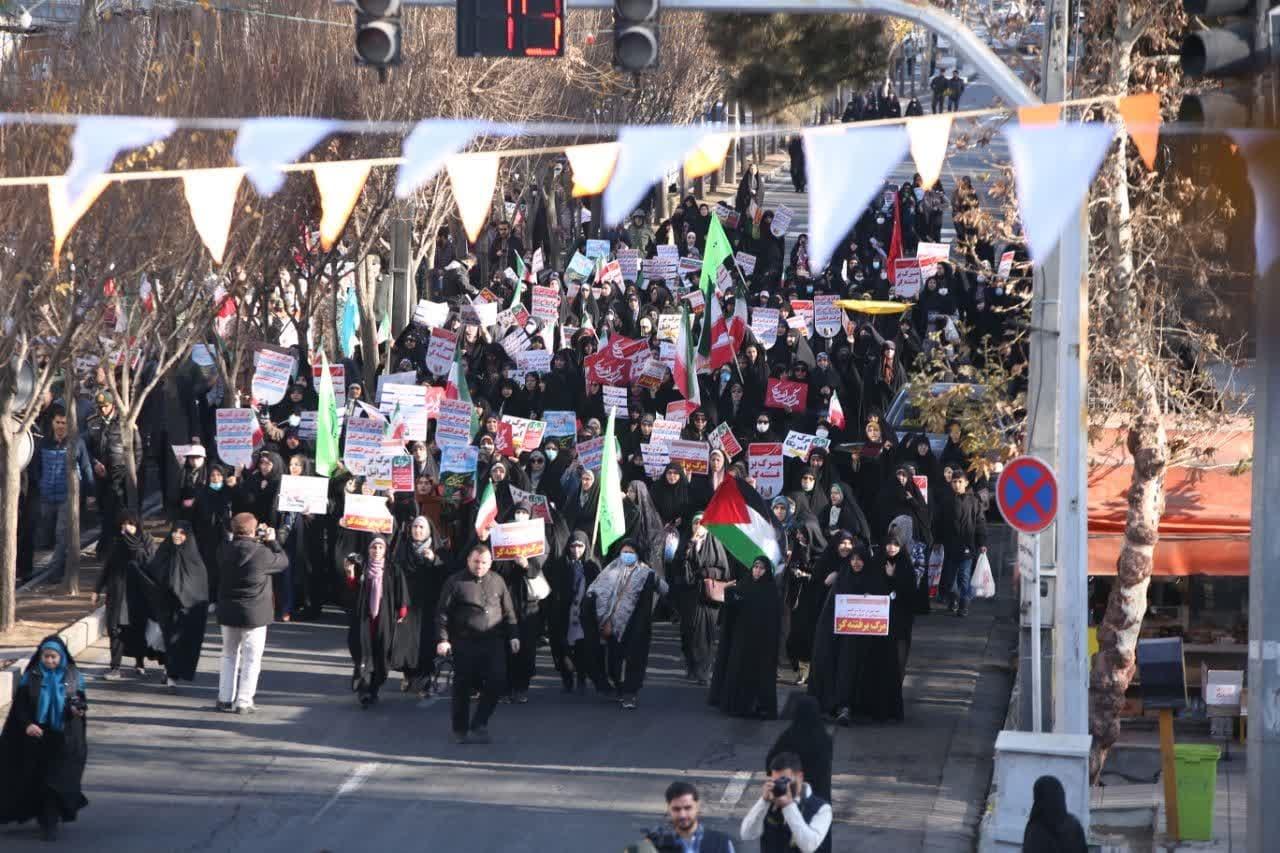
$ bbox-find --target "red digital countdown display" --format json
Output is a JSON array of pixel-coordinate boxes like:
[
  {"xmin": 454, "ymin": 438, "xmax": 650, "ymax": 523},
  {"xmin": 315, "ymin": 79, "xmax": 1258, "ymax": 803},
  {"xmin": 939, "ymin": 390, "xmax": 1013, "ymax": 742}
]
[{"xmin": 456, "ymin": 0, "xmax": 564, "ymax": 58}]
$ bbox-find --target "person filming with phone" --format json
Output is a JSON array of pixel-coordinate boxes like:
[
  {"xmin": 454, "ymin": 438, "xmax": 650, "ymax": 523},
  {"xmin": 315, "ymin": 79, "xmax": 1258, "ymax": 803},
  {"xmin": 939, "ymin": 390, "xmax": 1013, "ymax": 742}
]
[{"xmin": 739, "ymin": 753, "xmax": 832, "ymax": 853}]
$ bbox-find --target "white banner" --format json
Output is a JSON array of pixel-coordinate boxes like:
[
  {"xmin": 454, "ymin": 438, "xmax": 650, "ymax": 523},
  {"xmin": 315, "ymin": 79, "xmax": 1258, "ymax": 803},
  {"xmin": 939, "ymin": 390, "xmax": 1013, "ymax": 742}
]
[{"xmin": 278, "ymin": 475, "xmax": 330, "ymax": 514}]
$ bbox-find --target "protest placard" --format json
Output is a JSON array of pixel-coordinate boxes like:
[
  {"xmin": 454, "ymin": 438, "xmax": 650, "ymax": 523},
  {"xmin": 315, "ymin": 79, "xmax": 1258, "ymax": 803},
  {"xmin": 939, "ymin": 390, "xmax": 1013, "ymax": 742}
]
[
  {"xmin": 440, "ymin": 444, "xmax": 478, "ymax": 503},
  {"xmin": 567, "ymin": 251, "xmax": 595, "ymax": 278},
  {"xmin": 683, "ymin": 289, "xmax": 705, "ymax": 316},
  {"xmin": 250, "ymin": 348, "xmax": 295, "ymax": 406},
  {"xmin": 377, "ymin": 384, "xmax": 428, "ymax": 441},
  {"xmin": 543, "ymin": 410, "xmax": 576, "ymax": 443},
  {"xmin": 190, "ymin": 344, "xmax": 215, "ymax": 367},
  {"xmin": 916, "ymin": 241, "xmax": 951, "ymax": 279},
  {"xmin": 713, "ymin": 202, "xmax": 739, "ymax": 230},
  {"xmin": 413, "ymin": 299, "xmax": 450, "ymax": 328},
  {"xmin": 514, "ymin": 349, "xmax": 552, "ymax": 380},
  {"xmin": 750, "ymin": 307, "xmax": 780, "ymax": 349},
  {"xmin": 298, "ymin": 410, "xmax": 318, "ymax": 441},
  {"xmin": 783, "ymin": 430, "xmax": 820, "ymax": 460},
  {"xmin": 893, "ymin": 258, "xmax": 924, "ymax": 300},
  {"xmin": 666, "ymin": 400, "xmax": 698, "ymax": 423},
  {"xmin": 789, "ymin": 299, "xmax": 814, "ymax": 331},
  {"xmin": 313, "ymin": 363, "xmax": 346, "ymax": 409},
  {"xmin": 472, "ymin": 299, "xmax": 498, "ymax": 328},
  {"xmin": 813, "ymin": 294, "xmax": 842, "ymax": 338},
  {"xmin": 493, "ymin": 420, "xmax": 516, "ymax": 458},
  {"xmin": 425, "ymin": 327, "xmax": 458, "ymax": 377},
  {"xmin": 599, "ymin": 260, "xmax": 623, "ymax": 285},
  {"xmin": 365, "ymin": 456, "xmax": 395, "ymax": 492},
  {"xmin": 215, "ymin": 408, "xmax": 259, "ymax": 468},
  {"xmin": 656, "ymin": 244, "xmax": 679, "ymax": 259},
  {"xmin": 435, "ymin": 399, "xmax": 474, "ymax": 447},
  {"xmin": 375, "ymin": 371, "xmax": 418, "ymax": 404},
  {"xmin": 734, "ymin": 251, "xmax": 757, "ymax": 277},
  {"xmin": 913, "ymin": 474, "xmax": 929, "ymax": 505},
  {"xmin": 602, "ymin": 385, "xmax": 629, "ymax": 419},
  {"xmin": 278, "ymin": 475, "xmax": 330, "ymax": 514},
  {"xmin": 500, "ymin": 328, "xmax": 531, "ymax": 358},
  {"xmin": 669, "ymin": 439, "xmax": 709, "ymax": 475},
  {"xmin": 501, "ymin": 415, "xmax": 547, "ymax": 454},
  {"xmin": 508, "ymin": 484, "xmax": 551, "ymax": 521},
  {"xmin": 491, "ymin": 519, "xmax": 547, "ymax": 560},
  {"xmin": 771, "ymin": 205, "xmax": 794, "ymax": 237},
  {"xmin": 340, "ymin": 493, "xmax": 394, "ymax": 535},
  {"xmin": 834, "ymin": 594, "xmax": 891, "ymax": 635},
  {"xmin": 342, "ymin": 417, "xmax": 384, "ymax": 474},
  {"xmin": 635, "ymin": 359, "xmax": 667, "ymax": 391},
  {"xmin": 585, "ymin": 238, "xmax": 611, "ymax": 259},
  {"xmin": 650, "ymin": 418, "xmax": 683, "ymax": 446},
  {"xmin": 641, "ymin": 442, "xmax": 670, "ymax": 479},
  {"xmin": 708, "ymin": 422, "xmax": 742, "ymax": 458},
  {"xmin": 748, "ymin": 443, "xmax": 784, "ymax": 498},
  {"xmin": 656, "ymin": 312, "xmax": 681, "ymax": 343},
  {"xmin": 391, "ymin": 455, "xmax": 414, "ymax": 492},
  {"xmin": 577, "ymin": 436, "xmax": 604, "ymax": 471},
  {"xmin": 678, "ymin": 256, "xmax": 702, "ymax": 277},
  {"xmin": 997, "ymin": 250, "xmax": 1015, "ymax": 279},
  {"xmin": 643, "ymin": 257, "xmax": 678, "ymax": 281},
  {"xmin": 532, "ymin": 285, "xmax": 561, "ymax": 321},
  {"xmin": 424, "ymin": 386, "xmax": 444, "ymax": 418},
  {"xmin": 617, "ymin": 249, "xmax": 640, "ymax": 280}
]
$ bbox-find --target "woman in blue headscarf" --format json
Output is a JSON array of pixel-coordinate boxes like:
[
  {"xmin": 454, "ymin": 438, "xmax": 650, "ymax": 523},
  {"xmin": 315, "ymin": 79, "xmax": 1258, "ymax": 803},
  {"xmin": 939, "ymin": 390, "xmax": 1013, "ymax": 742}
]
[{"xmin": 0, "ymin": 636, "xmax": 89, "ymax": 840}]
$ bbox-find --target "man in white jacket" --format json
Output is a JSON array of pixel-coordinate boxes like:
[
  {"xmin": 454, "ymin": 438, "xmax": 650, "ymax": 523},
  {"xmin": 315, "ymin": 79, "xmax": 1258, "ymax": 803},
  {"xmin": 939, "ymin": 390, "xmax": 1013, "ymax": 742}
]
[{"xmin": 739, "ymin": 753, "xmax": 833, "ymax": 853}]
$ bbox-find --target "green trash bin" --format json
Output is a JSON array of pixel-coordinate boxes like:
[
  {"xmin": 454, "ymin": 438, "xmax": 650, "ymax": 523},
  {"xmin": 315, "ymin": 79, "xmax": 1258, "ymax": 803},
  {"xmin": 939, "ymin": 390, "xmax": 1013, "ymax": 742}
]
[{"xmin": 1173, "ymin": 743, "xmax": 1221, "ymax": 841}]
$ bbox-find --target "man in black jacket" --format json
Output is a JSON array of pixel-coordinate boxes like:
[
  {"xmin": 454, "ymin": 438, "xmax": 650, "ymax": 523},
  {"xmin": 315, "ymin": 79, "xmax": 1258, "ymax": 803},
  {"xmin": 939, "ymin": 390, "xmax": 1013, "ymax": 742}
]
[
  {"xmin": 435, "ymin": 544, "xmax": 518, "ymax": 744},
  {"xmin": 935, "ymin": 470, "xmax": 987, "ymax": 617},
  {"xmin": 84, "ymin": 391, "xmax": 141, "ymax": 559},
  {"xmin": 216, "ymin": 512, "xmax": 289, "ymax": 713}
]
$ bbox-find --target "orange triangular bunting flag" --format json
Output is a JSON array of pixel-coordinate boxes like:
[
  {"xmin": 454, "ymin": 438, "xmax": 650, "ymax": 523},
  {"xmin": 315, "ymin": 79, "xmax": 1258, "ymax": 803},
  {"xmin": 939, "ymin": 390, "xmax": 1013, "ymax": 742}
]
[
  {"xmin": 1018, "ymin": 104, "xmax": 1062, "ymax": 126},
  {"xmin": 1118, "ymin": 92, "xmax": 1161, "ymax": 170}
]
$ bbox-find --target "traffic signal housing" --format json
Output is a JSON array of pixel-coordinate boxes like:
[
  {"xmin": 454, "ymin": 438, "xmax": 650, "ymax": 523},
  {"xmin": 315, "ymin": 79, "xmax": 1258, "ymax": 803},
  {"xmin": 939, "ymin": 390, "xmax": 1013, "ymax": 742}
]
[
  {"xmin": 1180, "ymin": 0, "xmax": 1277, "ymax": 77},
  {"xmin": 614, "ymin": 0, "xmax": 659, "ymax": 72},
  {"xmin": 355, "ymin": 0, "xmax": 402, "ymax": 69}
]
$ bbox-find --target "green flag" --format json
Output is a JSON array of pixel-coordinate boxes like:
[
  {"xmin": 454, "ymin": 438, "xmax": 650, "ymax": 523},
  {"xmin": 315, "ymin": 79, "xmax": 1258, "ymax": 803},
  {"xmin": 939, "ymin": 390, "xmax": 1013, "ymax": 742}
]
[
  {"xmin": 699, "ymin": 214, "xmax": 733, "ymax": 296},
  {"xmin": 315, "ymin": 352, "xmax": 340, "ymax": 476},
  {"xmin": 510, "ymin": 255, "xmax": 527, "ymax": 308},
  {"xmin": 594, "ymin": 407, "xmax": 627, "ymax": 556}
]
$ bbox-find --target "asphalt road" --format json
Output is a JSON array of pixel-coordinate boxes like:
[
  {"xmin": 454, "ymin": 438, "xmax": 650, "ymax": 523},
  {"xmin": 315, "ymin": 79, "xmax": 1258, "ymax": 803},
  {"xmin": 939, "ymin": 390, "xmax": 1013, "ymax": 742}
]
[{"xmin": 2, "ymin": 594, "xmax": 1014, "ymax": 853}]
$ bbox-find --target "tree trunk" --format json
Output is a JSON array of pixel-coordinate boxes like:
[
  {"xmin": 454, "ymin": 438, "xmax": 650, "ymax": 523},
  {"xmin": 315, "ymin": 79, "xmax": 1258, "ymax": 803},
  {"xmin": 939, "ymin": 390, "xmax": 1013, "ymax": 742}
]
[
  {"xmin": 63, "ymin": 373, "xmax": 82, "ymax": 596},
  {"xmin": 0, "ymin": 428, "xmax": 21, "ymax": 632},
  {"xmin": 120, "ymin": 421, "xmax": 141, "ymax": 512}
]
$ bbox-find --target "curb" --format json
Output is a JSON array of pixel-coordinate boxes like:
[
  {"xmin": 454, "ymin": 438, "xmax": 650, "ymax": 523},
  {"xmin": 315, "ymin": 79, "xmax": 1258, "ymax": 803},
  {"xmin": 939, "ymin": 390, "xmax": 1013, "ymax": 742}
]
[{"xmin": 0, "ymin": 605, "xmax": 106, "ymax": 715}]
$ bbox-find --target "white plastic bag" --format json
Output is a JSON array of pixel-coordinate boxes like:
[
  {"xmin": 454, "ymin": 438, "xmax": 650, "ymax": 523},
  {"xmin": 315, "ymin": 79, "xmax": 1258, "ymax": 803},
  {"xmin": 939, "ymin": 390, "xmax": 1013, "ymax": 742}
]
[
  {"xmin": 971, "ymin": 552, "xmax": 996, "ymax": 599},
  {"xmin": 145, "ymin": 619, "xmax": 166, "ymax": 653}
]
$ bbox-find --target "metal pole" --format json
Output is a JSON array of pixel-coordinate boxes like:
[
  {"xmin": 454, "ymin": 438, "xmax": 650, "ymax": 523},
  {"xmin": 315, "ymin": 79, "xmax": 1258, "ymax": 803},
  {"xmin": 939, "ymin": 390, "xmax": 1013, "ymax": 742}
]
[{"xmin": 1031, "ymin": 533, "xmax": 1043, "ymax": 733}]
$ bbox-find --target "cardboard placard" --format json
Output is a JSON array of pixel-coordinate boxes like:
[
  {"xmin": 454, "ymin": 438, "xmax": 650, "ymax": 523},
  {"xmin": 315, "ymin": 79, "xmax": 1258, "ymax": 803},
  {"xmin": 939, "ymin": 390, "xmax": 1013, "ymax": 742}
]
[
  {"xmin": 577, "ymin": 436, "xmax": 604, "ymax": 471},
  {"xmin": 543, "ymin": 410, "xmax": 577, "ymax": 441},
  {"xmin": 251, "ymin": 348, "xmax": 295, "ymax": 406},
  {"xmin": 434, "ymin": 398, "xmax": 475, "ymax": 448},
  {"xmin": 277, "ymin": 475, "xmax": 330, "ymax": 514},
  {"xmin": 635, "ymin": 359, "xmax": 667, "ymax": 391},
  {"xmin": 643, "ymin": 256, "xmax": 678, "ymax": 281},
  {"xmin": 413, "ymin": 299, "xmax": 450, "ymax": 328},
  {"xmin": 567, "ymin": 251, "xmax": 595, "ymax": 278},
  {"xmin": 514, "ymin": 349, "xmax": 552, "ymax": 379},
  {"xmin": 916, "ymin": 241, "xmax": 951, "ymax": 279},
  {"xmin": 340, "ymin": 493, "xmax": 394, "ymax": 535},
  {"xmin": 312, "ymin": 364, "xmax": 346, "ymax": 409},
  {"xmin": 501, "ymin": 415, "xmax": 547, "ymax": 454},
  {"xmin": 668, "ymin": 439, "xmax": 709, "ymax": 475},
  {"xmin": 750, "ymin": 307, "xmax": 780, "ymax": 349},
  {"xmin": 771, "ymin": 205, "xmax": 794, "ymax": 237},
  {"xmin": 813, "ymin": 294, "xmax": 842, "ymax": 338},
  {"xmin": 641, "ymin": 442, "xmax": 671, "ymax": 479},
  {"xmin": 617, "ymin": 249, "xmax": 640, "ymax": 281},
  {"xmin": 532, "ymin": 285, "xmax": 561, "ymax": 322},
  {"xmin": 491, "ymin": 519, "xmax": 547, "ymax": 560},
  {"xmin": 734, "ymin": 251, "xmax": 757, "ymax": 277},
  {"xmin": 712, "ymin": 202, "xmax": 739, "ymax": 230},
  {"xmin": 342, "ymin": 417, "xmax": 385, "ymax": 475},
  {"xmin": 893, "ymin": 258, "xmax": 924, "ymax": 300},
  {"xmin": 500, "ymin": 328, "xmax": 532, "ymax": 358},
  {"xmin": 708, "ymin": 422, "xmax": 742, "ymax": 458},
  {"xmin": 378, "ymin": 384, "xmax": 429, "ymax": 441},
  {"xmin": 997, "ymin": 250, "xmax": 1015, "ymax": 279},
  {"xmin": 585, "ymin": 238, "xmax": 611, "ymax": 259},
  {"xmin": 748, "ymin": 442, "xmax": 784, "ymax": 499},
  {"xmin": 508, "ymin": 484, "xmax": 551, "ymax": 521},
  {"xmin": 440, "ymin": 444, "xmax": 478, "ymax": 503},
  {"xmin": 425, "ymin": 327, "xmax": 458, "ymax": 377},
  {"xmin": 602, "ymin": 385, "xmax": 629, "ymax": 419},
  {"xmin": 834, "ymin": 594, "xmax": 891, "ymax": 635},
  {"xmin": 215, "ymin": 408, "xmax": 260, "ymax": 469}
]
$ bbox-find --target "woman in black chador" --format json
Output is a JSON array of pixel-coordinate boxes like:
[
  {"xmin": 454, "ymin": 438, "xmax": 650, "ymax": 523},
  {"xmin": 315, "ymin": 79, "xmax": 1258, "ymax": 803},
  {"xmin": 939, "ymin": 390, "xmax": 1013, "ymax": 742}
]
[
  {"xmin": 0, "ymin": 636, "xmax": 89, "ymax": 840},
  {"xmin": 143, "ymin": 522, "xmax": 209, "ymax": 689},
  {"xmin": 807, "ymin": 543, "xmax": 902, "ymax": 725},
  {"xmin": 709, "ymin": 557, "xmax": 782, "ymax": 720},
  {"xmin": 389, "ymin": 516, "xmax": 450, "ymax": 699},
  {"xmin": 347, "ymin": 536, "xmax": 409, "ymax": 708}
]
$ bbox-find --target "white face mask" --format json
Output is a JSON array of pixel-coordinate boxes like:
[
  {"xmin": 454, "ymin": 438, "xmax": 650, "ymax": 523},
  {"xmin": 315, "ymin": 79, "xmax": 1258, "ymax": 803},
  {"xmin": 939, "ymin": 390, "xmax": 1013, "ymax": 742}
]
[
  {"xmin": 995, "ymin": 287, "xmax": 1005, "ymax": 296},
  {"xmin": 876, "ymin": 217, "xmax": 885, "ymax": 226},
  {"xmin": 757, "ymin": 423, "xmax": 770, "ymax": 433},
  {"xmin": 939, "ymin": 287, "xmax": 949, "ymax": 295},
  {"xmin": 816, "ymin": 428, "xmax": 829, "ymax": 438},
  {"xmin": 288, "ymin": 414, "xmax": 301, "ymax": 427}
]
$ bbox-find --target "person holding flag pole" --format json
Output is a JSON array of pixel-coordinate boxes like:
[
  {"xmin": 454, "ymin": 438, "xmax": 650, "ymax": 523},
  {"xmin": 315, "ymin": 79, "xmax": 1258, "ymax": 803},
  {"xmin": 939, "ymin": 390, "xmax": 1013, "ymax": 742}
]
[{"xmin": 584, "ymin": 408, "xmax": 668, "ymax": 710}]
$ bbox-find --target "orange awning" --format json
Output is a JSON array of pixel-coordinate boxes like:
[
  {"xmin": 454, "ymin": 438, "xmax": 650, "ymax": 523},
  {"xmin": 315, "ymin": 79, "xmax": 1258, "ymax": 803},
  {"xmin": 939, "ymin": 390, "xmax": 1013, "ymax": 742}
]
[{"xmin": 1086, "ymin": 426, "xmax": 1252, "ymax": 577}]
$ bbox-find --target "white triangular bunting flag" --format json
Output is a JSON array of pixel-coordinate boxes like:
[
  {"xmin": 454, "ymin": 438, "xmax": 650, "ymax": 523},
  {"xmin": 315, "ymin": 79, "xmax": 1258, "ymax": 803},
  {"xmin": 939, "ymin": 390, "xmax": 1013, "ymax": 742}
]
[
  {"xmin": 446, "ymin": 153, "xmax": 501, "ymax": 242},
  {"xmin": 906, "ymin": 114, "xmax": 952, "ymax": 190},
  {"xmin": 49, "ymin": 176, "xmax": 110, "ymax": 265},
  {"xmin": 1229, "ymin": 131, "xmax": 1280, "ymax": 277},
  {"xmin": 803, "ymin": 126, "xmax": 909, "ymax": 275},
  {"xmin": 182, "ymin": 168, "xmax": 244, "ymax": 264},
  {"xmin": 65, "ymin": 116, "xmax": 176, "ymax": 208},
  {"xmin": 395, "ymin": 119, "xmax": 482, "ymax": 199},
  {"xmin": 313, "ymin": 161, "xmax": 372, "ymax": 251},
  {"xmin": 565, "ymin": 142, "xmax": 620, "ymax": 197},
  {"xmin": 604, "ymin": 126, "xmax": 704, "ymax": 225},
  {"xmin": 1003, "ymin": 123, "xmax": 1114, "ymax": 263},
  {"xmin": 233, "ymin": 118, "xmax": 337, "ymax": 196}
]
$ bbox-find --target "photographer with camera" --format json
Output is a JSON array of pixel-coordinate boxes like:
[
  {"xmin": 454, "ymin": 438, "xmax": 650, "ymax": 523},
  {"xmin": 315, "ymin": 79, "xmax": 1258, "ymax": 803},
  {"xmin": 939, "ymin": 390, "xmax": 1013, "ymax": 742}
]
[
  {"xmin": 628, "ymin": 781, "xmax": 735, "ymax": 853},
  {"xmin": 215, "ymin": 512, "xmax": 289, "ymax": 714},
  {"xmin": 739, "ymin": 753, "xmax": 832, "ymax": 853}
]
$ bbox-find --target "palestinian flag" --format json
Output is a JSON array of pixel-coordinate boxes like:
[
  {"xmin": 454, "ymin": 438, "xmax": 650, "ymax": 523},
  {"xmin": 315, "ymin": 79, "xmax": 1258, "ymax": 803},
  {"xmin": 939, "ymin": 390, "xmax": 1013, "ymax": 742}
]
[
  {"xmin": 674, "ymin": 303, "xmax": 701, "ymax": 405},
  {"xmin": 475, "ymin": 481, "xmax": 498, "ymax": 536},
  {"xmin": 702, "ymin": 476, "xmax": 784, "ymax": 570},
  {"xmin": 828, "ymin": 390, "xmax": 846, "ymax": 430}
]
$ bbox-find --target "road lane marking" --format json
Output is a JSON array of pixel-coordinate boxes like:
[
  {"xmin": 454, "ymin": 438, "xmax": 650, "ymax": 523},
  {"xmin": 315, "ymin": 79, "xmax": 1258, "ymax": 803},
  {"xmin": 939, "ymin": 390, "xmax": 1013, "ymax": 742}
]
[
  {"xmin": 720, "ymin": 771, "xmax": 752, "ymax": 806},
  {"xmin": 312, "ymin": 761, "xmax": 380, "ymax": 821}
]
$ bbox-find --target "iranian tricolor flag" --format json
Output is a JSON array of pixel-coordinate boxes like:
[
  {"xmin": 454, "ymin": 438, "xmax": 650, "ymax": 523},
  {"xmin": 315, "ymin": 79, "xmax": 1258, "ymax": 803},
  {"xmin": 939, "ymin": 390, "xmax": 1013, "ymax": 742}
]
[
  {"xmin": 475, "ymin": 481, "xmax": 498, "ymax": 536},
  {"xmin": 828, "ymin": 390, "xmax": 846, "ymax": 430},
  {"xmin": 698, "ymin": 287, "xmax": 735, "ymax": 372},
  {"xmin": 728, "ymin": 283, "xmax": 749, "ymax": 351},
  {"xmin": 702, "ymin": 476, "xmax": 784, "ymax": 570},
  {"xmin": 674, "ymin": 303, "xmax": 701, "ymax": 405},
  {"xmin": 446, "ymin": 343, "xmax": 470, "ymax": 402}
]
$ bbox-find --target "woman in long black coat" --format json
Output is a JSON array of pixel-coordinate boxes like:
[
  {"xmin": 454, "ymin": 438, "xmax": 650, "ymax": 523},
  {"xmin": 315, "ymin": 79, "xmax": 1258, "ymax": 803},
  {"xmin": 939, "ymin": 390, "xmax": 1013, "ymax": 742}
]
[
  {"xmin": 709, "ymin": 557, "xmax": 782, "ymax": 719},
  {"xmin": 388, "ymin": 516, "xmax": 450, "ymax": 698},
  {"xmin": 679, "ymin": 515, "xmax": 733, "ymax": 684},
  {"xmin": 93, "ymin": 511, "xmax": 156, "ymax": 679},
  {"xmin": 192, "ymin": 465, "xmax": 233, "ymax": 600},
  {"xmin": 0, "ymin": 636, "xmax": 89, "ymax": 840},
  {"xmin": 784, "ymin": 514, "xmax": 829, "ymax": 685},
  {"xmin": 546, "ymin": 531, "xmax": 601, "ymax": 693},
  {"xmin": 874, "ymin": 524, "xmax": 915, "ymax": 706},
  {"xmin": 807, "ymin": 544, "xmax": 902, "ymax": 724},
  {"xmin": 347, "ymin": 536, "xmax": 409, "ymax": 708},
  {"xmin": 143, "ymin": 522, "xmax": 209, "ymax": 688}
]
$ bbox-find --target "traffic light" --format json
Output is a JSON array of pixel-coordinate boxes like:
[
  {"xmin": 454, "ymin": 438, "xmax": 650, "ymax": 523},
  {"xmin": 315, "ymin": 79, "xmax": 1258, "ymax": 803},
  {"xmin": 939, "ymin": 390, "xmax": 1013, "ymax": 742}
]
[
  {"xmin": 1180, "ymin": 0, "xmax": 1278, "ymax": 77},
  {"xmin": 355, "ymin": 0, "xmax": 402, "ymax": 69},
  {"xmin": 614, "ymin": 0, "xmax": 659, "ymax": 72},
  {"xmin": 455, "ymin": 0, "xmax": 565, "ymax": 58}
]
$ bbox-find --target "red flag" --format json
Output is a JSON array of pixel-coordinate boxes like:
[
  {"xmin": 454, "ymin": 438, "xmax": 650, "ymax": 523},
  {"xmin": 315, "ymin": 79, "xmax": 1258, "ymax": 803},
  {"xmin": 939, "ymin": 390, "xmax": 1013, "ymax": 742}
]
[
  {"xmin": 765, "ymin": 378, "xmax": 808, "ymax": 413},
  {"xmin": 885, "ymin": 192, "xmax": 903, "ymax": 285}
]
